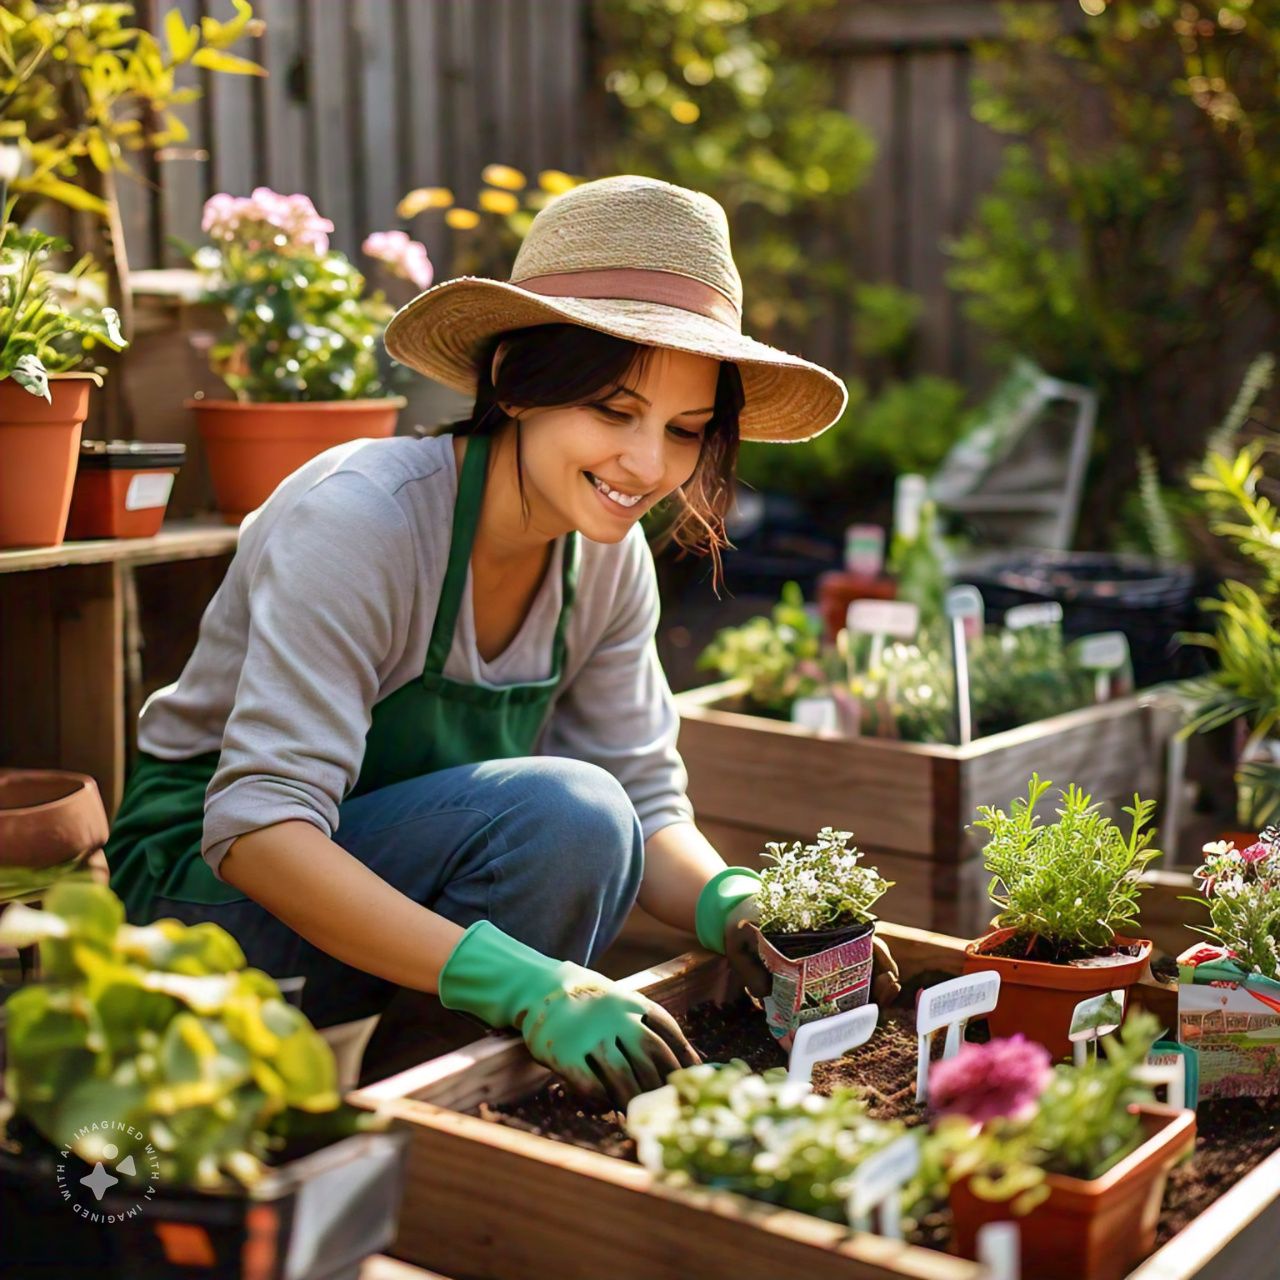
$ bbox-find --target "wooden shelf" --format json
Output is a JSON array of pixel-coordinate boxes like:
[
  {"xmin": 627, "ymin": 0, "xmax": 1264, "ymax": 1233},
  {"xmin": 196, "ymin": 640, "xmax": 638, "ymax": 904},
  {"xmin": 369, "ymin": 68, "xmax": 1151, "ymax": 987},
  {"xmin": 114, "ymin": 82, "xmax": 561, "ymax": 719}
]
[{"xmin": 0, "ymin": 521, "xmax": 238, "ymax": 575}]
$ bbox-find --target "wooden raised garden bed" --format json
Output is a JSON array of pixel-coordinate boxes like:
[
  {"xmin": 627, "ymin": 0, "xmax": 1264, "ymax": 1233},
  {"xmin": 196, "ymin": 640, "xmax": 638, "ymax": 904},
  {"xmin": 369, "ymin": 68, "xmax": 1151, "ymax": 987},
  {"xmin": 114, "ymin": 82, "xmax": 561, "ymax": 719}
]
[
  {"xmin": 351, "ymin": 921, "xmax": 1278, "ymax": 1280},
  {"xmin": 675, "ymin": 680, "xmax": 1180, "ymax": 936}
]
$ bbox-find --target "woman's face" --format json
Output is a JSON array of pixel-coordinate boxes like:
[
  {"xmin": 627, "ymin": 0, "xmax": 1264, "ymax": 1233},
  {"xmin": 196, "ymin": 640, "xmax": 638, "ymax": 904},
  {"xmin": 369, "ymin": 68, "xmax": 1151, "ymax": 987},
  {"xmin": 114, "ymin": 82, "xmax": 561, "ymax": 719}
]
[{"xmin": 502, "ymin": 345, "xmax": 721, "ymax": 544}]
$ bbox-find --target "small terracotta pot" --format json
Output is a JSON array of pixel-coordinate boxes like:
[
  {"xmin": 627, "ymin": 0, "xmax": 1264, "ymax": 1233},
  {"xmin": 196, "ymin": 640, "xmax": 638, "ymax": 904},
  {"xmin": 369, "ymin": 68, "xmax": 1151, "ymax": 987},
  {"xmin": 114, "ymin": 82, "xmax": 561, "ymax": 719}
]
[
  {"xmin": 188, "ymin": 396, "xmax": 405, "ymax": 523},
  {"xmin": 950, "ymin": 1104, "xmax": 1196, "ymax": 1280},
  {"xmin": 963, "ymin": 927, "xmax": 1153, "ymax": 1059},
  {"xmin": 0, "ymin": 373, "xmax": 99, "ymax": 549},
  {"xmin": 0, "ymin": 770, "xmax": 109, "ymax": 870},
  {"xmin": 65, "ymin": 440, "xmax": 186, "ymax": 540}
]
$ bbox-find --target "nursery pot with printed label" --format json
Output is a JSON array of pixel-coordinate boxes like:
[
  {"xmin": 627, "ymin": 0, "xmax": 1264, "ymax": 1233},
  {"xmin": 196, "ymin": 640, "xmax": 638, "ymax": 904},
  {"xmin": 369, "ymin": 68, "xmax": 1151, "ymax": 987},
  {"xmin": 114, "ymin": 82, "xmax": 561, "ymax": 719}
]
[
  {"xmin": 963, "ymin": 927, "xmax": 1153, "ymax": 1059},
  {"xmin": 949, "ymin": 1104, "xmax": 1196, "ymax": 1280},
  {"xmin": 65, "ymin": 440, "xmax": 186, "ymax": 539},
  {"xmin": 757, "ymin": 917, "xmax": 876, "ymax": 1049}
]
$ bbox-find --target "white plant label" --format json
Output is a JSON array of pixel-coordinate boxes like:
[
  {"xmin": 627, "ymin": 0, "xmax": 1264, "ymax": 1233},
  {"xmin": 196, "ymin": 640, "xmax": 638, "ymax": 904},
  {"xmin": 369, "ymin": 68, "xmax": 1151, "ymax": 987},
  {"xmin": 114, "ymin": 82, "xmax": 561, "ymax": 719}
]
[
  {"xmin": 1075, "ymin": 631, "xmax": 1131, "ymax": 703},
  {"xmin": 791, "ymin": 696, "xmax": 840, "ymax": 735},
  {"xmin": 945, "ymin": 584, "xmax": 985, "ymax": 641},
  {"xmin": 846, "ymin": 599, "xmax": 920, "ymax": 641},
  {"xmin": 976, "ymin": 1221, "xmax": 1021, "ymax": 1280},
  {"xmin": 915, "ymin": 971, "xmax": 1000, "ymax": 1103},
  {"xmin": 125, "ymin": 472, "xmax": 174, "ymax": 511},
  {"xmin": 846, "ymin": 1134, "xmax": 920, "ymax": 1241},
  {"xmin": 1004, "ymin": 601, "xmax": 1063, "ymax": 631},
  {"xmin": 788, "ymin": 1004, "xmax": 880, "ymax": 1085},
  {"xmin": 1136, "ymin": 1051, "xmax": 1187, "ymax": 1111},
  {"xmin": 1069, "ymin": 988, "xmax": 1126, "ymax": 1066}
]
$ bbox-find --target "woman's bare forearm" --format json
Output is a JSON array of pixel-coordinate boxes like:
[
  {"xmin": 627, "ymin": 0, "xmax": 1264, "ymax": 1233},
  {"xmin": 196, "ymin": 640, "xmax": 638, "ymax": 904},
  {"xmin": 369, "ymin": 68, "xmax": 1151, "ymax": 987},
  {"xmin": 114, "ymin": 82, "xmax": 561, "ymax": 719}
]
[
  {"xmin": 638, "ymin": 821, "xmax": 731, "ymax": 933},
  {"xmin": 218, "ymin": 820, "xmax": 464, "ymax": 993}
]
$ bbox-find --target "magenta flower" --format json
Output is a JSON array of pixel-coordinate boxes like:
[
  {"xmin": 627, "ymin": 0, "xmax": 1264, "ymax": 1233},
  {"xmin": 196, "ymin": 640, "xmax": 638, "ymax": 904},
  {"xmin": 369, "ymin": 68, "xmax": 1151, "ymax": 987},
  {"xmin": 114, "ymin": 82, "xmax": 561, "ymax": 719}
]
[
  {"xmin": 1241, "ymin": 842, "xmax": 1271, "ymax": 864},
  {"xmin": 362, "ymin": 230, "xmax": 434, "ymax": 290},
  {"xmin": 929, "ymin": 1034, "xmax": 1053, "ymax": 1123}
]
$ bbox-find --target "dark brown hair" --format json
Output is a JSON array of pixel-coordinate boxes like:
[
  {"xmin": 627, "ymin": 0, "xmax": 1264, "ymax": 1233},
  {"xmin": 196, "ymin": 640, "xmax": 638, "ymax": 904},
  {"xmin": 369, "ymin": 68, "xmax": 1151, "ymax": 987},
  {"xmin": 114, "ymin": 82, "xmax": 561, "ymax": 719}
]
[{"xmin": 446, "ymin": 324, "xmax": 743, "ymax": 585}]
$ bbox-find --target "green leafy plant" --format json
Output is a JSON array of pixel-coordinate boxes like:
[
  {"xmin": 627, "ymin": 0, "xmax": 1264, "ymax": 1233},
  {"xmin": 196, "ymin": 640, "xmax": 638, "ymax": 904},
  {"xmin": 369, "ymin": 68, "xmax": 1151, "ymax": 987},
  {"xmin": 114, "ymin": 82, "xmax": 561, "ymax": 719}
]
[
  {"xmin": 972, "ymin": 774, "xmax": 1161, "ymax": 958},
  {"xmin": 1189, "ymin": 834, "xmax": 1280, "ymax": 979},
  {"xmin": 934, "ymin": 1012, "xmax": 1160, "ymax": 1212},
  {"xmin": 193, "ymin": 188, "xmax": 415, "ymax": 402},
  {"xmin": 625, "ymin": 1059, "xmax": 917, "ymax": 1223},
  {"xmin": 697, "ymin": 580, "xmax": 831, "ymax": 716},
  {"xmin": 0, "ymin": 215, "xmax": 127, "ymax": 399},
  {"xmin": 755, "ymin": 826, "xmax": 892, "ymax": 935},
  {"xmin": 0, "ymin": 880, "xmax": 382, "ymax": 1190}
]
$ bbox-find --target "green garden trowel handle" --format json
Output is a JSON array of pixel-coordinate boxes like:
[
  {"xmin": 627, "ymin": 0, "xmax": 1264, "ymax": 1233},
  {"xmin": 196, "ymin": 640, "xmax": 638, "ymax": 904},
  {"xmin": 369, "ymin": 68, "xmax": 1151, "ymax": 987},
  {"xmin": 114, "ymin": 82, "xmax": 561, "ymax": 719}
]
[{"xmin": 437, "ymin": 920, "xmax": 700, "ymax": 1106}]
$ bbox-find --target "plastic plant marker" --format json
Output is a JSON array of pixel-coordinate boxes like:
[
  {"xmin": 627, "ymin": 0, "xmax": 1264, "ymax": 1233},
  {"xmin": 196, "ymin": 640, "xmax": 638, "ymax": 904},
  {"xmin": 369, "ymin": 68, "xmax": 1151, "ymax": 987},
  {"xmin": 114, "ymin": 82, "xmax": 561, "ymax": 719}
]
[
  {"xmin": 845, "ymin": 1134, "xmax": 920, "ymax": 1241},
  {"xmin": 787, "ymin": 1003, "xmax": 880, "ymax": 1085},
  {"xmin": 847, "ymin": 598, "xmax": 919, "ymax": 671},
  {"xmin": 791, "ymin": 696, "xmax": 840, "ymax": 735},
  {"xmin": 914, "ymin": 970, "xmax": 1001, "ymax": 1103},
  {"xmin": 1069, "ymin": 988, "xmax": 1126, "ymax": 1066},
  {"xmin": 1074, "ymin": 631, "xmax": 1132, "ymax": 703},
  {"xmin": 845, "ymin": 524, "xmax": 886, "ymax": 577},
  {"xmin": 976, "ymin": 1221, "xmax": 1020, "ymax": 1280},
  {"xmin": 1003, "ymin": 601, "xmax": 1063, "ymax": 631},
  {"xmin": 945, "ymin": 585, "xmax": 983, "ymax": 745},
  {"xmin": 1139, "ymin": 1041, "xmax": 1199, "ymax": 1110}
]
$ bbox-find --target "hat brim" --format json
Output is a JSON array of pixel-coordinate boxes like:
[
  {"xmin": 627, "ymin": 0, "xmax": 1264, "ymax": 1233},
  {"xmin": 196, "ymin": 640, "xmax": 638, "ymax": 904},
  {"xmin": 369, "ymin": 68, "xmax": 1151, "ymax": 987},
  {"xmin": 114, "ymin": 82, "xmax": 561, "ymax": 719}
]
[{"xmin": 382, "ymin": 276, "xmax": 848, "ymax": 444}]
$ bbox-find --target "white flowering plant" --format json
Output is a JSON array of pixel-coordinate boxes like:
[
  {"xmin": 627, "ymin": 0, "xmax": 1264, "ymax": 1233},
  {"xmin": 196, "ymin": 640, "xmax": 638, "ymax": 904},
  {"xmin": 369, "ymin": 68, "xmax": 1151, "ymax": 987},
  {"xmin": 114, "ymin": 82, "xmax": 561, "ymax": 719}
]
[
  {"xmin": 1190, "ymin": 833, "xmax": 1280, "ymax": 979},
  {"xmin": 755, "ymin": 827, "xmax": 892, "ymax": 935}
]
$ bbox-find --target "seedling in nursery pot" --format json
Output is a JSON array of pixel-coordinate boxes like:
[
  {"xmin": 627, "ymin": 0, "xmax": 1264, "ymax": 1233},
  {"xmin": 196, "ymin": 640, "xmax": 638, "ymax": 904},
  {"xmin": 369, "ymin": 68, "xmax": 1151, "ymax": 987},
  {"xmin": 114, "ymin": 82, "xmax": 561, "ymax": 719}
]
[
  {"xmin": 962, "ymin": 773, "xmax": 1161, "ymax": 1058},
  {"xmin": 914, "ymin": 970, "xmax": 1001, "ymax": 1103},
  {"xmin": 752, "ymin": 827, "xmax": 894, "ymax": 1048}
]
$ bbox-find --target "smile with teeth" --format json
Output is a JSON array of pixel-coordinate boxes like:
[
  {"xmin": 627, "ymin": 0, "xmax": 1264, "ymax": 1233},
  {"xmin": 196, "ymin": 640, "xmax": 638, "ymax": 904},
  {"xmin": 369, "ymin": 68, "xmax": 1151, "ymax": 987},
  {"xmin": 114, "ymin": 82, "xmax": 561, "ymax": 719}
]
[{"xmin": 585, "ymin": 471, "xmax": 648, "ymax": 510}]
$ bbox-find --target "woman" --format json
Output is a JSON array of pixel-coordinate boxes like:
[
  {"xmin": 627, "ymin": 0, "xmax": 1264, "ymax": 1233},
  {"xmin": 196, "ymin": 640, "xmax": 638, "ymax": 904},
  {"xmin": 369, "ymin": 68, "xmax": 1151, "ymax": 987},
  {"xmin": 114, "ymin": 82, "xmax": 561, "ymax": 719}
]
[{"xmin": 104, "ymin": 175, "xmax": 849, "ymax": 1106}]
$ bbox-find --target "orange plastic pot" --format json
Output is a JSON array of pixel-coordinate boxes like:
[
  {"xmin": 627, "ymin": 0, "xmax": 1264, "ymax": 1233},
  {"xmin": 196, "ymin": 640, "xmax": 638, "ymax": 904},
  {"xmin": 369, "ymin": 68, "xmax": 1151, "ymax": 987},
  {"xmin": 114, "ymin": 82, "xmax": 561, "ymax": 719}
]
[
  {"xmin": 950, "ymin": 1104, "xmax": 1195, "ymax": 1280},
  {"xmin": 0, "ymin": 373, "xmax": 99, "ymax": 549},
  {"xmin": 188, "ymin": 396, "xmax": 405, "ymax": 524},
  {"xmin": 0, "ymin": 770, "xmax": 109, "ymax": 870},
  {"xmin": 65, "ymin": 440, "xmax": 186, "ymax": 540},
  {"xmin": 963, "ymin": 927, "xmax": 1153, "ymax": 1059}
]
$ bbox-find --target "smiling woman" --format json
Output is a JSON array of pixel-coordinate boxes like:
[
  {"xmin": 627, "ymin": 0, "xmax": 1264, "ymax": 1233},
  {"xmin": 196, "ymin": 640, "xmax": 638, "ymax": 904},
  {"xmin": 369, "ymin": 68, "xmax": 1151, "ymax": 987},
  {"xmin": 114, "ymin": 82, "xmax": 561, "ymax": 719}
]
[{"xmin": 102, "ymin": 174, "xmax": 848, "ymax": 1106}]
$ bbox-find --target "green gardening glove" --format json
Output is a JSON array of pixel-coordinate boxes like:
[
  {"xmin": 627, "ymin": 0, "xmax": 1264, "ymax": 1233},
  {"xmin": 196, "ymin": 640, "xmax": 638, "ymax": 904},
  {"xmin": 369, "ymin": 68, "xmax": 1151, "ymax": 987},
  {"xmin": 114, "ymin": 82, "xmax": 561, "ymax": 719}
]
[{"xmin": 438, "ymin": 921, "xmax": 700, "ymax": 1107}]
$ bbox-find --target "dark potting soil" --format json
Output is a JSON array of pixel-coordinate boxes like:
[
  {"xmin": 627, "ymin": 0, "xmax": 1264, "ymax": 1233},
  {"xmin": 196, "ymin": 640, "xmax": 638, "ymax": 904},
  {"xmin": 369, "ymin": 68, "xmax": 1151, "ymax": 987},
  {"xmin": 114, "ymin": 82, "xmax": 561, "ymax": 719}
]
[
  {"xmin": 477, "ymin": 993, "xmax": 1280, "ymax": 1257},
  {"xmin": 982, "ymin": 933, "xmax": 1145, "ymax": 966}
]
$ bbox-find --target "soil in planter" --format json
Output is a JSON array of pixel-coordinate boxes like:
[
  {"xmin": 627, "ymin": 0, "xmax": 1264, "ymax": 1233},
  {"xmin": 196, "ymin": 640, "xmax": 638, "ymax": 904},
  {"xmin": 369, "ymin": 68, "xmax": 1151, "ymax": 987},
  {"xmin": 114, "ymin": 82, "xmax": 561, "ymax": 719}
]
[{"xmin": 982, "ymin": 933, "xmax": 1145, "ymax": 966}]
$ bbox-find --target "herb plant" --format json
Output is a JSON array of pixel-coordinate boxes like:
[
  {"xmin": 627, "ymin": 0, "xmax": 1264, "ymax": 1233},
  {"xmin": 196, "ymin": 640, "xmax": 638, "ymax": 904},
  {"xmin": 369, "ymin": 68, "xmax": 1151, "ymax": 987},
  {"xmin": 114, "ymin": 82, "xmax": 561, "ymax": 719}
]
[
  {"xmin": 0, "ymin": 218, "xmax": 126, "ymax": 399},
  {"xmin": 973, "ymin": 775, "xmax": 1161, "ymax": 958},
  {"xmin": 0, "ymin": 880, "xmax": 381, "ymax": 1191},
  {"xmin": 626, "ymin": 1060, "xmax": 917, "ymax": 1223},
  {"xmin": 1190, "ymin": 834, "xmax": 1280, "ymax": 980},
  {"xmin": 935, "ymin": 1013, "xmax": 1160, "ymax": 1212},
  {"xmin": 755, "ymin": 827, "xmax": 891, "ymax": 935}
]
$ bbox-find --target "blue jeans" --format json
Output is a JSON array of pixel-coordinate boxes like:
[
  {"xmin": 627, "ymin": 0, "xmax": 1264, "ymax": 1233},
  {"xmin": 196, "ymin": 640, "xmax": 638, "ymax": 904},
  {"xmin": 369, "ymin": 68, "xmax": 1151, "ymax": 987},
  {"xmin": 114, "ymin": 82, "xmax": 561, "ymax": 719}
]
[{"xmin": 145, "ymin": 757, "xmax": 645, "ymax": 1029}]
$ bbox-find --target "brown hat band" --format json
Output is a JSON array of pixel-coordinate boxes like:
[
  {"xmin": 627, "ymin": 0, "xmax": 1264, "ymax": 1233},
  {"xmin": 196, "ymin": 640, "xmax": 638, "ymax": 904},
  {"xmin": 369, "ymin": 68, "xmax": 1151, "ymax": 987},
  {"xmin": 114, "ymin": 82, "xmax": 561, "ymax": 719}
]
[{"xmin": 514, "ymin": 267, "xmax": 741, "ymax": 329}]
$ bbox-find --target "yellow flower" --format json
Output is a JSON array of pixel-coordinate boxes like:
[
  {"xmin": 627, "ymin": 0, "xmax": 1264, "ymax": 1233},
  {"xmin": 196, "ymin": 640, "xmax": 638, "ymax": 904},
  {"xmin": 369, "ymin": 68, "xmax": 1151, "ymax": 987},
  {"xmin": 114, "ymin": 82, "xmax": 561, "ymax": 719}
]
[
  {"xmin": 396, "ymin": 187, "xmax": 453, "ymax": 218},
  {"xmin": 478, "ymin": 188, "xmax": 519, "ymax": 215},
  {"xmin": 481, "ymin": 163, "xmax": 526, "ymax": 191},
  {"xmin": 670, "ymin": 100, "xmax": 700, "ymax": 124},
  {"xmin": 538, "ymin": 169, "xmax": 578, "ymax": 195},
  {"xmin": 445, "ymin": 208, "xmax": 481, "ymax": 230}
]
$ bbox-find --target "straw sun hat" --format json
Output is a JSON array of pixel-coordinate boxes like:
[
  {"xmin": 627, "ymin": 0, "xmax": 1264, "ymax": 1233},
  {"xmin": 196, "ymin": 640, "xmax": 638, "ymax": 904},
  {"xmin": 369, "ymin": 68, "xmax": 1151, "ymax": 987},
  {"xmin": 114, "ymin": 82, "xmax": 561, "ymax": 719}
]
[{"xmin": 383, "ymin": 174, "xmax": 847, "ymax": 443}]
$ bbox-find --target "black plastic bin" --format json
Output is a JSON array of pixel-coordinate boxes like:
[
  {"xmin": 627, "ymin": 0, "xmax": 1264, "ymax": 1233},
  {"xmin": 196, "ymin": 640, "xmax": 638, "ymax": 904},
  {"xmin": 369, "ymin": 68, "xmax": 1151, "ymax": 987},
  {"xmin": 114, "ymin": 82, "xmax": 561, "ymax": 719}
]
[{"xmin": 962, "ymin": 551, "xmax": 1203, "ymax": 688}]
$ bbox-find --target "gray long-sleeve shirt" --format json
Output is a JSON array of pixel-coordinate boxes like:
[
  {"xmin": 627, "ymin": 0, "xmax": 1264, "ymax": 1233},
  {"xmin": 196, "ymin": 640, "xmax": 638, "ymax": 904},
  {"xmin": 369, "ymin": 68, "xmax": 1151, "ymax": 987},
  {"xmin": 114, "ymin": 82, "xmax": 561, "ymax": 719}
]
[{"xmin": 137, "ymin": 433, "xmax": 694, "ymax": 880}]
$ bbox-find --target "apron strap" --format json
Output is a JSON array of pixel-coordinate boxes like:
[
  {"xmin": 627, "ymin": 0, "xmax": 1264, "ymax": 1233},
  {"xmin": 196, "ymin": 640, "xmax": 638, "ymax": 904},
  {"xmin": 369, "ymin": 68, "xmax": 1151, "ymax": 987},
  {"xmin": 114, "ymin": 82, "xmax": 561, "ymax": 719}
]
[
  {"xmin": 425, "ymin": 432, "xmax": 491, "ymax": 674},
  {"xmin": 552, "ymin": 529, "xmax": 581, "ymax": 669}
]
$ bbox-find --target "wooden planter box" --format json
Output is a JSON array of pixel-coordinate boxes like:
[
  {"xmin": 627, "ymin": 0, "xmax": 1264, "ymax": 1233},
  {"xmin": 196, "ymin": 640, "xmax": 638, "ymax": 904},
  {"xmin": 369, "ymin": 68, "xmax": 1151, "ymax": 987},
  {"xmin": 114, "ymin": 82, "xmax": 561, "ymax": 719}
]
[
  {"xmin": 675, "ymin": 680, "xmax": 1180, "ymax": 936},
  {"xmin": 348, "ymin": 922, "xmax": 1277, "ymax": 1280}
]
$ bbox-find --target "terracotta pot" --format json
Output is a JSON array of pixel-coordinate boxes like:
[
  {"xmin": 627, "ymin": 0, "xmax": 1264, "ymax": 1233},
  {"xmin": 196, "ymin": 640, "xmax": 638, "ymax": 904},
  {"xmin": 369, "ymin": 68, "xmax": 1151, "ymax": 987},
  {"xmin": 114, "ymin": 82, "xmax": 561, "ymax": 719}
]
[
  {"xmin": 950, "ymin": 1104, "xmax": 1196, "ymax": 1280},
  {"xmin": 188, "ymin": 396, "xmax": 405, "ymax": 524},
  {"xmin": 0, "ymin": 770, "xmax": 109, "ymax": 870},
  {"xmin": 963, "ymin": 927, "xmax": 1153, "ymax": 1059},
  {"xmin": 0, "ymin": 373, "xmax": 99, "ymax": 549},
  {"xmin": 65, "ymin": 439, "xmax": 186, "ymax": 540}
]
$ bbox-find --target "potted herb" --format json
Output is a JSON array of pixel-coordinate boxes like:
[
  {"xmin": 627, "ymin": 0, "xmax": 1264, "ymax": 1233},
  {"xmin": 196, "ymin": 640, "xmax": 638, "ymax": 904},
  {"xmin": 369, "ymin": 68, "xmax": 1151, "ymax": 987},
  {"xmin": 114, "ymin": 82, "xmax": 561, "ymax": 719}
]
[
  {"xmin": 752, "ymin": 827, "xmax": 893, "ymax": 1046},
  {"xmin": 0, "ymin": 880, "xmax": 407, "ymax": 1278},
  {"xmin": 186, "ymin": 188, "xmax": 426, "ymax": 523},
  {"xmin": 1176, "ymin": 831, "xmax": 1280, "ymax": 1099},
  {"xmin": 0, "ymin": 217, "xmax": 128, "ymax": 548},
  {"xmin": 962, "ymin": 774, "xmax": 1161, "ymax": 1057},
  {"xmin": 936, "ymin": 1013, "xmax": 1196, "ymax": 1280}
]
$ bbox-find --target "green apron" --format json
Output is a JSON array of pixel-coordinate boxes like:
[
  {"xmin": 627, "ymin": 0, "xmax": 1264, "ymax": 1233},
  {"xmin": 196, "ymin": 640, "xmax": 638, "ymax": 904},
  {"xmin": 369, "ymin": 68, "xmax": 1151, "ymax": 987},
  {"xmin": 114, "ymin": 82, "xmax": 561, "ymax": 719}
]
[{"xmin": 106, "ymin": 433, "xmax": 580, "ymax": 921}]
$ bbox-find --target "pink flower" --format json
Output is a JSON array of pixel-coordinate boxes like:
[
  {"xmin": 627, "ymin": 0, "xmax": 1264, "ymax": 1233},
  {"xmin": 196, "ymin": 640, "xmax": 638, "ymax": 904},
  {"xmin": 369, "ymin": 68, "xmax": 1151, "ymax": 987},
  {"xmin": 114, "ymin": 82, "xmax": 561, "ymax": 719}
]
[
  {"xmin": 929, "ymin": 1034, "xmax": 1053, "ymax": 1123},
  {"xmin": 1241, "ymin": 842, "xmax": 1270, "ymax": 864},
  {"xmin": 201, "ymin": 188, "xmax": 334, "ymax": 255},
  {"xmin": 362, "ymin": 229, "xmax": 434, "ymax": 289}
]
